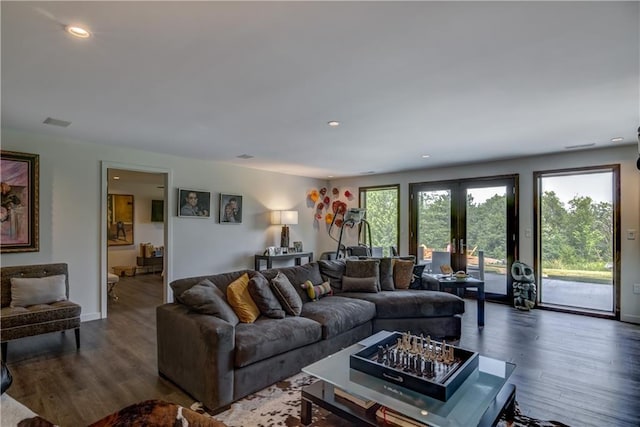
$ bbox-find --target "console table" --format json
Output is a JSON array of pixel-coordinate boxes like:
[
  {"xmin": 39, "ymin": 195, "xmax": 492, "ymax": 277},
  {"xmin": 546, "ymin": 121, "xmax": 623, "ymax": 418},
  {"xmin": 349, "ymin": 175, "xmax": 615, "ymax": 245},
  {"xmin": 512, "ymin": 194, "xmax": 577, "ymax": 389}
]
[
  {"xmin": 136, "ymin": 256, "xmax": 163, "ymax": 274},
  {"xmin": 254, "ymin": 251, "xmax": 314, "ymax": 270}
]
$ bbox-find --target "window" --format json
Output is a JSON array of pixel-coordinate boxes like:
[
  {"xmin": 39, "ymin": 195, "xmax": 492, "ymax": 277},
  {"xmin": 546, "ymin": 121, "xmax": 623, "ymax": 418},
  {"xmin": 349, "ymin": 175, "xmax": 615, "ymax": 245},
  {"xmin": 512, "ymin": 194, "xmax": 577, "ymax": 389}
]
[{"xmin": 359, "ymin": 185, "xmax": 399, "ymax": 257}]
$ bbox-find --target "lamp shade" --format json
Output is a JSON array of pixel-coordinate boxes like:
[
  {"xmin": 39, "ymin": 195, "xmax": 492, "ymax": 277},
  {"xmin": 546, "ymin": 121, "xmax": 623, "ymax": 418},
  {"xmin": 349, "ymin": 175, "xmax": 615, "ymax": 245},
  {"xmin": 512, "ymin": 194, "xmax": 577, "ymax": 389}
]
[{"xmin": 271, "ymin": 210, "xmax": 298, "ymax": 225}]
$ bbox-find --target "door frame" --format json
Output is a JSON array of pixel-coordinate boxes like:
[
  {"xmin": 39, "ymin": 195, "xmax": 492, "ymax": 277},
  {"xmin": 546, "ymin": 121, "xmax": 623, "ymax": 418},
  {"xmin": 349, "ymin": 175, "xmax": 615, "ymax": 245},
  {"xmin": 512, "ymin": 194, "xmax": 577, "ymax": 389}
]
[
  {"xmin": 533, "ymin": 164, "xmax": 620, "ymax": 319},
  {"xmin": 100, "ymin": 161, "xmax": 173, "ymax": 318},
  {"xmin": 409, "ymin": 174, "xmax": 519, "ymax": 302}
]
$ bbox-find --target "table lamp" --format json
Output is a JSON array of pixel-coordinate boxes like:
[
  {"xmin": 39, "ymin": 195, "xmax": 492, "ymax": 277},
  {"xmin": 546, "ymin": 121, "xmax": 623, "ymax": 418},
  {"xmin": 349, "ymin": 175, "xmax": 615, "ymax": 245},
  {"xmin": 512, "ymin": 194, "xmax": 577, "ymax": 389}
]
[{"xmin": 271, "ymin": 210, "xmax": 298, "ymax": 248}]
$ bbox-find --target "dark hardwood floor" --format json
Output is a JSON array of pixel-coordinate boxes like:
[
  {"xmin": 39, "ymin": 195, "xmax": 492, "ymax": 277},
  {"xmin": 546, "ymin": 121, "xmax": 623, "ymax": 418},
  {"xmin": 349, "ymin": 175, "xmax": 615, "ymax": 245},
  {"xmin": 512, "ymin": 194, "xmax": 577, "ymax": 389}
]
[{"xmin": 4, "ymin": 275, "xmax": 640, "ymax": 426}]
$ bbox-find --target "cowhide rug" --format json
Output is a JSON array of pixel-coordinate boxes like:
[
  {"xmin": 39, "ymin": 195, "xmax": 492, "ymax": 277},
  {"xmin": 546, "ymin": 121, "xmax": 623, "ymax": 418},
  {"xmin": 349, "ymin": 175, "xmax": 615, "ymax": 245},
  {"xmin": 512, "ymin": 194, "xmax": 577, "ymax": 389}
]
[{"xmin": 192, "ymin": 373, "xmax": 570, "ymax": 427}]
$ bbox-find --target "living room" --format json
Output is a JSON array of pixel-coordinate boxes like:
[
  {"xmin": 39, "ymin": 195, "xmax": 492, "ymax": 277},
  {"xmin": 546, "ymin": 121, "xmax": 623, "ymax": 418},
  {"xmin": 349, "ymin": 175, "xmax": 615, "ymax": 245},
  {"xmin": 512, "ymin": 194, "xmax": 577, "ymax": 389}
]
[{"xmin": 1, "ymin": 2, "xmax": 639, "ymax": 426}]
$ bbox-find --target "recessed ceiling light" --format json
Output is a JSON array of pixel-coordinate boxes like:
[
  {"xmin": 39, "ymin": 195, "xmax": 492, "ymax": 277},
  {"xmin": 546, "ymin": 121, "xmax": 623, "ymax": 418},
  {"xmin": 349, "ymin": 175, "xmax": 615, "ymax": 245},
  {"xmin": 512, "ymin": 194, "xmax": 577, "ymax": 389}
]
[
  {"xmin": 66, "ymin": 25, "xmax": 91, "ymax": 38},
  {"xmin": 327, "ymin": 121, "xmax": 340, "ymax": 127},
  {"xmin": 113, "ymin": 176, "xmax": 120, "ymax": 180},
  {"xmin": 421, "ymin": 154, "xmax": 431, "ymax": 159},
  {"xmin": 328, "ymin": 175, "xmax": 334, "ymax": 178},
  {"xmin": 610, "ymin": 137, "xmax": 624, "ymax": 143}
]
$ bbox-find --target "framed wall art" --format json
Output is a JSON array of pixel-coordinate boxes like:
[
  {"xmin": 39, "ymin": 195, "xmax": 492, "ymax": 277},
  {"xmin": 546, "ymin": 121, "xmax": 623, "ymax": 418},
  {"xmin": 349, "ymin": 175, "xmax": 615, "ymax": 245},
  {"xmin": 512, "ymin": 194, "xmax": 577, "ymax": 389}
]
[
  {"xmin": 151, "ymin": 199, "xmax": 164, "ymax": 222},
  {"xmin": 219, "ymin": 193, "xmax": 242, "ymax": 224},
  {"xmin": 178, "ymin": 189, "xmax": 211, "ymax": 218},
  {"xmin": 107, "ymin": 194, "xmax": 135, "ymax": 246},
  {"xmin": 1, "ymin": 150, "xmax": 39, "ymax": 253}
]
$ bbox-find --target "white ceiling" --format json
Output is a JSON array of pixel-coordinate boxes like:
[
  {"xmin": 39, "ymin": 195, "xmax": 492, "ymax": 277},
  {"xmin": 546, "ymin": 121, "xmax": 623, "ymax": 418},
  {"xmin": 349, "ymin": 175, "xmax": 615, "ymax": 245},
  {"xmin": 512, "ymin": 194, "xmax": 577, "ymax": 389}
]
[{"xmin": 2, "ymin": 1, "xmax": 638, "ymax": 179}]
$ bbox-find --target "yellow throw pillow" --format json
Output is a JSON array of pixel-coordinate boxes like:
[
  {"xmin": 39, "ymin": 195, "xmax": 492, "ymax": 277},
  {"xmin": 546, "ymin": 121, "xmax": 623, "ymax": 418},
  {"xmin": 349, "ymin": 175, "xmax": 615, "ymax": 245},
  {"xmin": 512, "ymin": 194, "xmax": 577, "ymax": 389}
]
[{"xmin": 226, "ymin": 273, "xmax": 260, "ymax": 323}]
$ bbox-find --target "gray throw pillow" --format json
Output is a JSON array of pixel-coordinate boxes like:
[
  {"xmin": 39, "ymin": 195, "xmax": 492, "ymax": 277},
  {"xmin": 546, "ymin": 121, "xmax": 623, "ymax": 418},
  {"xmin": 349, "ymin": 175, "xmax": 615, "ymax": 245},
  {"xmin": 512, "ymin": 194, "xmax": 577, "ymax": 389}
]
[
  {"xmin": 318, "ymin": 259, "xmax": 346, "ymax": 292},
  {"xmin": 342, "ymin": 276, "xmax": 379, "ymax": 293},
  {"xmin": 378, "ymin": 258, "xmax": 395, "ymax": 291},
  {"xmin": 10, "ymin": 275, "xmax": 67, "ymax": 307},
  {"xmin": 248, "ymin": 273, "xmax": 285, "ymax": 319},
  {"xmin": 180, "ymin": 279, "xmax": 239, "ymax": 325},
  {"xmin": 345, "ymin": 259, "xmax": 380, "ymax": 291},
  {"xmin": 270, "ymin": 272, "xmax": 303, "ymax": 316}
]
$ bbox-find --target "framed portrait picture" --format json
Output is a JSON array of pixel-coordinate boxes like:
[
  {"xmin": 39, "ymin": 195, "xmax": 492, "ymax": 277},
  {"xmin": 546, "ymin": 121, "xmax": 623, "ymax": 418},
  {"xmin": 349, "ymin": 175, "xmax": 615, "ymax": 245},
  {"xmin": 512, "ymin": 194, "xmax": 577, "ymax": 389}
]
[
  {"xmin": 107, "ymin": 194, "xmax": 135, "ymax": 246},
  {"xmin": 293, "ymin": 241, "xmax": 303, "ymax": 253},
  {"xmin": 219, "ymin": 193, "xmax": 242, "ymax": 224},
  {"xmin": 178, "ymin": 189, "xmax": 211, "ymax": 218},
  {"xmin": 1, "ymin": 150, "xmax": 39, "ymax": 253}
]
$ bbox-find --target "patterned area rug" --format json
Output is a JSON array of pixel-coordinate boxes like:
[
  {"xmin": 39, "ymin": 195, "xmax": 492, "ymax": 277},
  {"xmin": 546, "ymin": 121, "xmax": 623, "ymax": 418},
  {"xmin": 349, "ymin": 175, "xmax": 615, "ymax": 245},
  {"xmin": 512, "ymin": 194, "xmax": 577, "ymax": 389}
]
[{"xmin": 193, "ymin": 373, "xmax": 570, "ymax": 427}]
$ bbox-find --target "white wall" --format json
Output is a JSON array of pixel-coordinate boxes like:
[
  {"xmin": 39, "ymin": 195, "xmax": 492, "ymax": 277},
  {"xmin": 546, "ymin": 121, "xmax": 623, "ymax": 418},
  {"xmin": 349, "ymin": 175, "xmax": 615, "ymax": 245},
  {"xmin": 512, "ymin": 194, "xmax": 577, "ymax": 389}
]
[
  {"xmin": 1, "ymin": 128, "xmax": 325, "ymax": 321},
  {"xmin": 324, "ymin": 145, "xmax": 640, "ymax": 324},
  {"xmin": 107, "ymin": 180, "xmax": 164, "ymax": 271}
]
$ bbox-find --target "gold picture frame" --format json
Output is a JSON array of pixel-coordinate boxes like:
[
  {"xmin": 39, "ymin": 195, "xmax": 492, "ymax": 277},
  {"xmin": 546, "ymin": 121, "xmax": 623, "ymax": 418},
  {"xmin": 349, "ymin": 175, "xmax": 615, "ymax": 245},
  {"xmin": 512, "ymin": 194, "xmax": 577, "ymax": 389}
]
[
  {"xmin": 1, "ymin": 150, "xmax": 39, "ymax": 253},
  {"xmin": 107, "ymin": 194, "xmax": 134, "ymax": 246}
]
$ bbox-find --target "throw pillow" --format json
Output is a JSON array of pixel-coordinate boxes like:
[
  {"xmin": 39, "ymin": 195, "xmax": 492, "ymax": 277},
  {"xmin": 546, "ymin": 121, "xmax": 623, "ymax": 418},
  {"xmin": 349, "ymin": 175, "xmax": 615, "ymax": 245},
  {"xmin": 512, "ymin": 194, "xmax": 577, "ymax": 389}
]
[
  {"xmin": 226, "ymin": 273, "xmax": 261, "ymax": 323},
  {"xmin": 179, "ymin": 279, "xmax": 239, "ymax": 325},
  {"xmin": 378, "ymin": 258, "xmax": 396, "ymax": 291},
  {"xmin": 318, "ymin": 259, "xmax": 346, "ymax": 293},
  {"xmin": 270, "ymin": 272, "xmax": 303, "ymax": 316},
  {"xmin": 10, "ymin": 275, "xmax": 67, "ymax": 307},
  {"xmin": 393, "ymin": 259, "xmax": 414, "ymax": 290},
  {"xmin": 301, "ymin": 280, "xmax": 332, "ymax": 301},
  {"xmin": 345, "ymin": 259, "xmax": 380, "ymax": 290},
  {"xmin": 341, "ymin": 276, "xmax": 379, "ymax": 293},
  {"xmin": 248, "ymin": 273, "xmax": 285, "ymax": 319}
]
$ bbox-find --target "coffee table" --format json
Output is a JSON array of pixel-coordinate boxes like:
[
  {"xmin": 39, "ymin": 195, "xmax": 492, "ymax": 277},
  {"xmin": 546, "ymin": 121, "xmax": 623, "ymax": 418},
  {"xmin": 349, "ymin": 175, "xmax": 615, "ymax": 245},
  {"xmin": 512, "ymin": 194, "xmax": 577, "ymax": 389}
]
[{"xmin": 301, "ymin": 331, "xmax": 515, "ymax": 427}]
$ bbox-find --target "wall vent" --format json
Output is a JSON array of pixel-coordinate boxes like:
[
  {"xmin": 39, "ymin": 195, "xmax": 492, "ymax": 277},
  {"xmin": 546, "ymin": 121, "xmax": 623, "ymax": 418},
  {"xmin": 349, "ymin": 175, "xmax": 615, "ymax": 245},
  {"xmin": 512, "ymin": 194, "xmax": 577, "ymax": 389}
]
[{"xmin": 43, "ymin": 117, "xmax": 71, "ymax": 127}]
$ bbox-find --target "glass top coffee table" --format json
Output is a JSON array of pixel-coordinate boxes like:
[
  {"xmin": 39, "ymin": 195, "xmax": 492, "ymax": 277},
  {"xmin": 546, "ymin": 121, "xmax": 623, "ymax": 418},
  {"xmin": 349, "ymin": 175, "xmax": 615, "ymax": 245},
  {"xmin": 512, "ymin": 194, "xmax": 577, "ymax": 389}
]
[{"xmin": 301, "ymin": 331, "xmax": 516, "ymax": 427}]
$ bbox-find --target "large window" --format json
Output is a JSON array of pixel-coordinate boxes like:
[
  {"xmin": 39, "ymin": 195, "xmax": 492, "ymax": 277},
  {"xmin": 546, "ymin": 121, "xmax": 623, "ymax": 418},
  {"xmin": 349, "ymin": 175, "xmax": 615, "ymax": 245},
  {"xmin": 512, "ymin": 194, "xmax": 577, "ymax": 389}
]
[{"xmin": 359, "ymin": 185, "xmax": 399, "ymax": 257}]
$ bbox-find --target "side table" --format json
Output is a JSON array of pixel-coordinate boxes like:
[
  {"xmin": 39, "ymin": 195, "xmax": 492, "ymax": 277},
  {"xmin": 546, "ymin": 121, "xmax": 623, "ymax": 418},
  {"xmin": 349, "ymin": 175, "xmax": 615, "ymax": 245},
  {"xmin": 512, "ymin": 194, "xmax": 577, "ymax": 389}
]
[
  {"xmin": 436, "ymin": 276, "xmax": 485, "ymax": 327},
  {"xmin": 254, "ymin": 252, "xmax": 314, "ymax": 270}
]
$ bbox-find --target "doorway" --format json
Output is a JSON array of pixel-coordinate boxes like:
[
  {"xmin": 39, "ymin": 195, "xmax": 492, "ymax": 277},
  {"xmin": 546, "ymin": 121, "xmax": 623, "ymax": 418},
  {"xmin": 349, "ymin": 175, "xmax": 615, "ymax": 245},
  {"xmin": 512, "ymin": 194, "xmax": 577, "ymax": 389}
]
[
  {"xmin": 101, "ymin": 162, "xmax": 172, "ymax": 318},
  {"xmin": 534, "ymin": 166, "xmax": 619, "ymax": 317},
  {"xmin": 409, "ymin": 175, "xmax": 518, "ymax": 302}
]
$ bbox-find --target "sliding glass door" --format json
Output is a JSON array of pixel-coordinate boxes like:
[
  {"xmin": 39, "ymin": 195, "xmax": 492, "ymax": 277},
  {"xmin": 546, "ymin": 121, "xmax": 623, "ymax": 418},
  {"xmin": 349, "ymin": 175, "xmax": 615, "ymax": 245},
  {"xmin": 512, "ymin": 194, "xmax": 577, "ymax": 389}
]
[
  {"xmin": 534, "ymin": 166, "xmax": 619, "ymax": 316},
  {"xmin": 410, "ymin": 175, "xmax": 518, "ymax": 301}
]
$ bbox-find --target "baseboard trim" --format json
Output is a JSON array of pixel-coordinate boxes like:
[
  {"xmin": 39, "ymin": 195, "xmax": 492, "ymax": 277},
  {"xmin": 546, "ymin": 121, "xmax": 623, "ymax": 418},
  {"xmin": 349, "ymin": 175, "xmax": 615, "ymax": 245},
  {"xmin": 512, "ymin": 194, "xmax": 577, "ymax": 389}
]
[
  {"xmin": 620, "ymin": 314, "xmax": 640, "ymax": 324},
  {"xmin": 81, "ymin": 312, "xmax": 101, "ymax": 322}
]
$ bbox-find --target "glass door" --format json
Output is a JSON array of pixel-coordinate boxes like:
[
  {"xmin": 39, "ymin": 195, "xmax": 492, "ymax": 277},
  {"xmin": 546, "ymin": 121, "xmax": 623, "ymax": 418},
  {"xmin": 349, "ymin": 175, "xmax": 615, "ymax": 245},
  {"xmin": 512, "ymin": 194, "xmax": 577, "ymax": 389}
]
[
  {"xmin": 410, "ymin": 175, "xmax": 518, "ymax": 302},
  {"xmin": 534, "ymin": 166, "xmax": 619, "ymax": 316}
]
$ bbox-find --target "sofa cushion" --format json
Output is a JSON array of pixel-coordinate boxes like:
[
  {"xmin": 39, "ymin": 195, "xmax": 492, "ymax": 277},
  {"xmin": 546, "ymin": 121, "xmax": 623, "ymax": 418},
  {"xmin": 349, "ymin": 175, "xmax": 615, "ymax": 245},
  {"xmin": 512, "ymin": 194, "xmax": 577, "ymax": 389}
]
[
  {"xmin": 300, "ymin": 296, "xmax": 375, "ymax": 339},
  {"xmin": 339, "ymin": 290, "xmax": 465, "ymax": 318},
  {"xmin": 0, "ymin": 300, "xmax": 81, "ymax": 329},
  {"xmin": 10, "ymin": 275, "xmax": 67, "ymax": 307},
  {"xmin": 318, "ymin": 259, "xmax": 346, "ymax": 293},
  {"xmin": 179, "ymin": 279, "xmax": 239, "ymax": 325},
  {"xmin": 170, "ymin": 270, "xmax": 253, "ymax": 302},
  {"xmin": 248, "ymin": 273, "xmax": 285, "ymax": 319},
  {"xmin": 301, "ymin": 281, "xmax": 332, "ymax": 301},
  {"xmin": 345, "ymin": 259, "xmax": 380, "ymax": 291},
  {"xmin": 378, "ymin": 258, "xmax": 395, "ymax": 291},
  {"xmin": 341, "ymin": 276, "xmax": 378, "ymax": 293},
  {"xmin": 226, "ymin": 273, "xmax": 261, "ymax": 323},
  {"xmin": 234, "ymin": 316, "xmax": 322, "ymax": 367},
  {"xmin": 393, "ymin": 259, "xmax": 414, "ymax": 290},
  {"xmin": 261, "ymin": 263, "xmax": 324, "ymax": 303},
  {"xmin": 270, "ymin": 272, "xmax": 303, "ymax": 316}
]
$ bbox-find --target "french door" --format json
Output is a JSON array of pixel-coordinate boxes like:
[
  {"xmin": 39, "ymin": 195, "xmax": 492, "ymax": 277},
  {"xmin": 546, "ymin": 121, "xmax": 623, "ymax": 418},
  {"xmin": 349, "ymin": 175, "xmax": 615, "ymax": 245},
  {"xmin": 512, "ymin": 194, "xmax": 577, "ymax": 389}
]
[{"xmin": 409, "ymin": 175, "xmax": 518, "ymax": 302}]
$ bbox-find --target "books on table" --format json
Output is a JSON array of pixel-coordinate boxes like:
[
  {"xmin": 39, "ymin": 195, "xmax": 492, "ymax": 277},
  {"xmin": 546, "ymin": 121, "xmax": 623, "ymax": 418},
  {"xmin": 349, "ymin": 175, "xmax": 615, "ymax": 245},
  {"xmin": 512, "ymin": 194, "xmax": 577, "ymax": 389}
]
[
  {"xmin": 375, "ymin": 406, "xmax": 428, "ymax": 427},
  {"xmin": 334, "ymin": 387, "xmax": 376, "ymax": 409}
]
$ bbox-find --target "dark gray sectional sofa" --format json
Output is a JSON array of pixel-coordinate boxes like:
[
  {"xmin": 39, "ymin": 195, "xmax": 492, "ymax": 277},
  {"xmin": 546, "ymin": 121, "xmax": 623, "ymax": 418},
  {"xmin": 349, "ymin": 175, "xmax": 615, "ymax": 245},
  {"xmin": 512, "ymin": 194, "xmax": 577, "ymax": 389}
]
[{"xmin": 156, "ymin": 259, "xmax": 464, "ymax": 413}]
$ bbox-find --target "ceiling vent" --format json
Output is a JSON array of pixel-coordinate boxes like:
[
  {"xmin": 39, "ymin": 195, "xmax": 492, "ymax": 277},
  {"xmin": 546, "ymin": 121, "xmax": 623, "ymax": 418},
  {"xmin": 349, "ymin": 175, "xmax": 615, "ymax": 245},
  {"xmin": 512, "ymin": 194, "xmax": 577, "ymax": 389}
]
[
  {"xmin": 236, "ymin": 154, "xmax": 254, "ymax": 159},
  {"xmin": 43, "ymin": 117, "xmax": 71, "ymax": 127}
]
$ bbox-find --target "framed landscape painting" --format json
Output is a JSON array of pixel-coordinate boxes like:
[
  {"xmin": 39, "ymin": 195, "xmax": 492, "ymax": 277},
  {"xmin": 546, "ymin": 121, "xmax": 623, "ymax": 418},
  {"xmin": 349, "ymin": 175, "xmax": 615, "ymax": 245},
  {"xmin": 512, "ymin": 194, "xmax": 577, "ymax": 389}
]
[{"xmin": 0, "ymin": 150, "xmax": 39, "ymax": 253}]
